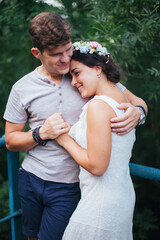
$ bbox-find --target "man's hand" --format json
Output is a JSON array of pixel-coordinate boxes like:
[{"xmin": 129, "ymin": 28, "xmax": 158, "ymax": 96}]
[
  {"xmin": 39, "ymin": 113, "xmax": 70, "ymax": 140},
  {"xmin": 110, "ymin": 103, "xmax": 140, "ymax": 135}
]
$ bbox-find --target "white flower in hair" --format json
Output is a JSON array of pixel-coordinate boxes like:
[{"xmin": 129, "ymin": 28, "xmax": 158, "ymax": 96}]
[
  {"xmin": 96, "ymin": 44, "xmax": 103, "ymax": 52},
  {"xmin": 80, "ymin": 46, "xmax": 89, "ymax": 54}
]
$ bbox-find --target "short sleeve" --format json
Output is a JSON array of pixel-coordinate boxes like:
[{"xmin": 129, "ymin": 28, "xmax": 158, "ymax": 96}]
[
  {"xmin": 116, "ymin": 82, "xmax": 126, "ymax": 92},
  {"xmin": 3, "ymin": 86, "xmax": 28, "ymax": 123}
]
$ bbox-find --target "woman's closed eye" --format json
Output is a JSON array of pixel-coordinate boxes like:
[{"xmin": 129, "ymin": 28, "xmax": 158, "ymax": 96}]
[{"xmin": 74, "ymin": 71, "xmax": 80, "ymax": 76}]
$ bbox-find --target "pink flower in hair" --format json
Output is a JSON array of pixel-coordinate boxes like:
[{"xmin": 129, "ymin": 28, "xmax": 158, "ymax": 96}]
[{"xmin": 90, "ymin": 42, "xmax": 98, "ymax": 48}]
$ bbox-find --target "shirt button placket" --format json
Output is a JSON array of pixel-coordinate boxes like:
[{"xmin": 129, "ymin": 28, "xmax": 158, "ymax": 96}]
[{"xmin": 59, "ymin": 86, "xmax": 63, "ymax": 111}]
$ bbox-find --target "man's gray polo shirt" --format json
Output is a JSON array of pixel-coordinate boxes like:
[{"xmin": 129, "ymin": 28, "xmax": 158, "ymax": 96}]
[{"xmin": 4, "ymin": 68, "xmax": 126, "ymax": 183}]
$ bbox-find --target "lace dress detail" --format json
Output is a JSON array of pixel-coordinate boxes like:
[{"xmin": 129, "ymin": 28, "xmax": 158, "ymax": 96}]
[{"xmin": 62, "ymin": 95, "xmax": 136, "ymax": 240}]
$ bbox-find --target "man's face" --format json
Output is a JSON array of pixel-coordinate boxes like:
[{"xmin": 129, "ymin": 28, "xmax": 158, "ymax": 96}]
[{"xmin": 38, "ymin": 42, "xmax": 73, "ymax": 76}]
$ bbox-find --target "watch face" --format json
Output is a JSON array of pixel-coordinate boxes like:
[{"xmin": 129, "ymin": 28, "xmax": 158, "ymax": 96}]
[
  {"xmin": 140, "ymin": 117, "xmax": 146, "ymax": 125},
  {"xmin": 138, "ymin": 107, "xmax": 146, "ymax": 125},
  {"xmin": 139, "ymin": 111, "xmax": 146, "ymax": 125}
]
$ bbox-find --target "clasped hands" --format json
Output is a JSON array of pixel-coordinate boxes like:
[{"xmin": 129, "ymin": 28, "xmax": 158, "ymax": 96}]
[
  {"xmin": 39, "ymin": 113, "xmax": 70, "ymax": 140},
  {"xmin": 39, "ymin": 103, "xmax": 140, "ymax": 143}
]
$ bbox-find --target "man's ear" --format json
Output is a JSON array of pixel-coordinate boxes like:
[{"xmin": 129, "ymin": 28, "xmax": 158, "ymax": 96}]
[{"xmin": 31, "ymin": 47, "xmax": 41, "ymax": 59}]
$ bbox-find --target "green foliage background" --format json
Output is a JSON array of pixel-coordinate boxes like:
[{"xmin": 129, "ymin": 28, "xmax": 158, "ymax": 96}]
[{"xmin": 0, "ymin": 0, "xmax": 159, "ymax": 239}]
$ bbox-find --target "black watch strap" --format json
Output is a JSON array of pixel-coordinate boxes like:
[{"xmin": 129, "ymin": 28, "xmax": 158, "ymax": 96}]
[
  {"xmin": 32, "ymin": 127, "xmax": 48, "ymax": 146},
  {"xmin": 136, "ymin": 105, "xmax": 146, "ymax": 116}
]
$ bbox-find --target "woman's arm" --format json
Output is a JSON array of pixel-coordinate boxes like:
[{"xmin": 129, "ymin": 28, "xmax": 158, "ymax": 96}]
[{"xmin": 56, "ymin": 100, "xmax": 115, "ymax": 176}]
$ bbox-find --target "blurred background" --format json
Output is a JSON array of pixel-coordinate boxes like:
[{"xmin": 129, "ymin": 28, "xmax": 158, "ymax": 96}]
[{"xmin": 0, "ymin": 0, "xmax": 160, "ymax": 239}]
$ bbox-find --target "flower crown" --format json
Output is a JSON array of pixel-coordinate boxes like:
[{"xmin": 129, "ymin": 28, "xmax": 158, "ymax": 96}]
[{"xmin": 72, "ymin": 41, "xmax": 110, "ymax": 57}]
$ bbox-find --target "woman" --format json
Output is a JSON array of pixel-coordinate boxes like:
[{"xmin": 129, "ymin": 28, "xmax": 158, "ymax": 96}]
[{"xmin": 56, "ymin": 41, "xmax": 136, "ymax": 240}]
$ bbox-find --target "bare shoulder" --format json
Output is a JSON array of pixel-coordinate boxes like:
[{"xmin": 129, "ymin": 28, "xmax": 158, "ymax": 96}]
[{"xmin": 87, "ymin": 99, "xmax": 116, "ymax": 120}]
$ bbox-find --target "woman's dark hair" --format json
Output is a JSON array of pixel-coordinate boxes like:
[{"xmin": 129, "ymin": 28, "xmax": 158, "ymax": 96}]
[{"xmin": 71, "ymin": 51, "xmax": 120, "ymax": 83}]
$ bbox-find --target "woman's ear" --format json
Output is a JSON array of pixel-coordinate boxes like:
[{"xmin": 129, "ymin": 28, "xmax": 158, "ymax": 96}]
[
  {"xmin": 31, "ymin": 47, "xmax": 41, "ymax": 59},
  {"xmin": 94, "ymin": 66, "xmax": 102, "ymax": 76}
]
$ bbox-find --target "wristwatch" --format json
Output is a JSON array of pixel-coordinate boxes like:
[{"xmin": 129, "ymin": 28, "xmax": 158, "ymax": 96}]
[{"xmin": 136, "ymin": 105, "xmax": 146, "ymax": 126}]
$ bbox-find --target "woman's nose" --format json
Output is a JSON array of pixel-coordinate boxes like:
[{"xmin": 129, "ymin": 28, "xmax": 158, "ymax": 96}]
[{"xmin": 71, "ymin": 77, "xmax": 77, "ymax": 86}]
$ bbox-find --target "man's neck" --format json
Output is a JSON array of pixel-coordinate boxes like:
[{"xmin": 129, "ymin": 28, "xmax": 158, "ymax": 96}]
[{"xmin": 38, "ymin": 65, "xmax": 62, "ymax": 84}]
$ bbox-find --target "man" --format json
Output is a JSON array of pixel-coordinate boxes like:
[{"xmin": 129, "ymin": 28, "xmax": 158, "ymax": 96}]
[{"xmin": 3, "ymin": 12, "xmax": 147, "ymax": 240}]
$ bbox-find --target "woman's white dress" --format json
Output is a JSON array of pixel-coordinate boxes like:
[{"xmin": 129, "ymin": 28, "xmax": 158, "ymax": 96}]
[{"xmin": 62, "ymin": 95, "xmax": 136, "ymax": 240}]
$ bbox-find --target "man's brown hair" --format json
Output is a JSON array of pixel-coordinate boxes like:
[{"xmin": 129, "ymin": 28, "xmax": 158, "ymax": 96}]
[{"xmin": 29, "ymin": 12, "xmax": 71, "ymax": 52}]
